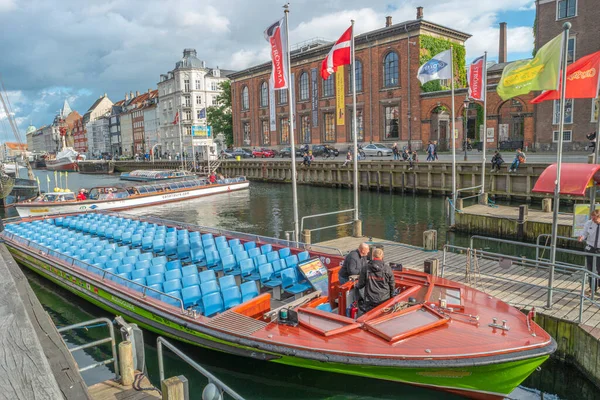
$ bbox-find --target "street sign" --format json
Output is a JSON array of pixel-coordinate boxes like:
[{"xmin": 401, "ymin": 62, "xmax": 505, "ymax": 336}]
[{"xmin": 192, "ymin": 125, "xmax": 212, "ymax": 138}]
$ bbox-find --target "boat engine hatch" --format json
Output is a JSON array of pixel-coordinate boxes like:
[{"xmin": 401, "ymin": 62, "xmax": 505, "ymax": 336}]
[{"xmin": 364, "ymin": 304, "xmax": 449, "ymax": 343}]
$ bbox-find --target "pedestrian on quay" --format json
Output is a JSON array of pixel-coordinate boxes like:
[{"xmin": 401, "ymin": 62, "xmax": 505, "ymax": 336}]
[
  {"xmin": 342, "ymin": 151, "xmax": 352, "ymax": 167},
  {"xmin": 392, "ymin": 143, "xmax": 400, "ymax": 160},
  {"xmin": 491, "ymin": 150, "xmax": 504, "ymax": 172},
  {"xmin": 338, "ymin": 243, "xmax": 369, "ymax": 285},
  {"xmin": 302, "ymin": 152, "xmax": 312, "ymax": 168},
  {"xmin": 402, "ymin": 148, "xmax": 410, "ymax": 161},
  {"xmin": 578, "ymin": 210, "xmax": 600, "ymax": 295},
  {"xmin": 509, "ymin": 148, "xmax": 526, "ymax": 172},
  {"xmin": 426, "ymin": 141, "xmax": 435, "ymax": 162},
  {"xmin": 433, "ymin": 140, "xmax": 439, "ymax": 160},
  {"xmin": 357, "ymin": 248, "xmax": 395, "ymax": 312},
  {"xmin": 408, "ymin": 151, "xmax": 418, "ymax": 170}
]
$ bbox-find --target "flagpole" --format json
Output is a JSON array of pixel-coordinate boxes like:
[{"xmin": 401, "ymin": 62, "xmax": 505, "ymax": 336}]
[
  {"xmin": 284, "ymin": 5, "xmax": 300, "ymax": 244},
  {"xmin": 480, "ymin": 51, "xmax": 488, "ymax": 201},
  {"xmin": 350, "ymin": 20, "xmax": 360, "ymax": 234},
  {"xmin": 450, "ymin": 46, "xmax": 457, "ymax": 226},
  {"xmin": 548, "ymin": 22, "xmax": 571, "ymax": 308},
  {"xmin": 590, "ymin": 78, "xmax": 600, "ymax": 212}
]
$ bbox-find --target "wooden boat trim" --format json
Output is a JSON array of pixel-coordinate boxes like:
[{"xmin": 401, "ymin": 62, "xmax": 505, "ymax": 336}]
[{"xmin": 297, "ymin": 307, "xmax": 361, "ymax": 337}]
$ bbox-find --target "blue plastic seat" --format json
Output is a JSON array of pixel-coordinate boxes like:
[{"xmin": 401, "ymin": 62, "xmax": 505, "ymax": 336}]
[
  {"xmin": 260, "ymin": 244, "xmax": 273, "ymax": 254},
  {"xmin": 177, "ymin": 244, "xmax": 191, "ymax": 263},
  {"xmin": 297, "ymin": 251, "xmax": 310, "ymax": 262},
  {"xmin": 234, "ymin": 251, "xmax": 249, "ymax": 265},
  {"xmin": 135, "ymin": 260, "xmax": 151, "ymax": 270},
  {"xmin": 191, "ymin": 248, "xmax": 205, "ymax": 263},
  {"xmin": 240, "ymin": 259, "xmax": 260, "ymax": 281},
  {"xmin": 105, "ymin": 259, "xmax": 121, "ymax": 271},
  {"xmin": 115, "ymin": 272, "xmax": 131, "ymax": 286},
  {"xmin": 152, "ymin": 256, "xmax": 167, "ymax": 267},
  {"xmin": 146, "ymin": 273, "xmax": 165, "ymax": 286},
  {"xmin": 200, "ymin": 280, "xmax": 220, "ymax": 297},
  {"xmin": 100, "ymin": 249, "xmax": 113, "ymax": 257},
  {"xmin": 163, "ymin": 290, "xmax": 182, "ymax": 307},
  {"xmin": 214, "ymin": 236, "xmax": 227, "ymax": 245},
  {"xmin": 243, "ymin": 241, "xmax": 256, "ymax": 251},
  {"xmin": 218, "ymin": 247, "xmax": 233, "ymax": 258},
  {"xmin": 165, "ymin": 241, "xmax": 178, "ymax": 259},
  {"xmin": 126, "ymin": 249, "xmax": 141, "ymax": 258},
  {"xmin": 247, "ymin": 247, "xmax": 261, "ymax": 260},
  {"xmin": 240, "ymin": 281, "xmax": 260, "ymax": 302},
  {"xmin": 113, "ymin": 230, "xmax": 123, "ymax": 242},
  {"xmin": 220, "ymin": 255, "xmax": 236, "ymax": 275},
  {"xmin": 111, "ymin": 253, "xmax": 125, "ymax": 261},
  {"xmin": 285, "ymin": 255, "xmax": 299, "ymax": 269},
  {"xmin": 278, "ymin": 248, "xmax": 291, "ymax": 259},
  {"xmin": 202, "ymin": 293, "xmax": 224, "ymax": 317},
  {"xmin": 116, "ymin": 246, "xmax": 129, "ymax": 254},
  {"xmin": 165, "ymin": 269, "xmax": 182, "ymax": 281},
  {"xmin": 281, "ymin": 268, "xmax": 312, "ymax": 294},
  {"xmin": 181, "ymin": 285, "xmax": 202, "ymax": 309},
  {"xmin": 166, "ymin": 260, "xmax": 182, "ymax": 271},
  {"xmin": 118, "ymin": 264, "xmax": 134, "ymax": 274},
  {"xmin": 131, "ymin": 278, "xmax": 146, "ymax": 290},
  {"xmin": 131, "ymin": 268, "xmax": 149, "ymax": 280},
  {"xmin": 147, "ymin": 284, "xmax": 163, "ymax": 299},
  {"xmin": 271, "ymin": 259, "xmax": 286, "ymax": 278},
  {"xmin": 138, "ymin": 253, "xmax": 153, "ymax": 261},
  {"xmin": 142, "ymin": 237, "xmax": 154, "ymax": 250},
  {"xmin": 122, "ymin": 256, "xmax": 137, "ymax": 266},
  {"xmin": 228, "ymin": 238, "xmax": 240, "ymax": 247},
  {"xmin": 218, "ymin": 275, "xmax": 237, "ymax": 291},
  {"xmin": 231, "ymin": 244, "xmax": 244, "ymax": 254},
  {"xmin": 182, "ymin": 274, "xmax": 200, "ymax": 288},
  {"xmin": 266, "ymin": 251, "xmax": 280, "ymax": 263},
  {"xmin": 149, "ymin": 264, "xmax": 166, "ymax": 275},
  {"xmin": 191, "ymin": 241, "xmax": 203, "ymax": 250},
  {"xmin": 258, "ymin": 263, "xmax": 282, "ymax": 288},
  {"xmin": 94, "ymin": 255, "xmax": 109, "ymax": 265},
  {"xmin": 163, "ymin": 279, "xmax": 182, "ymax": 292},
  {"xmin": 153, "ymin": 239, "xmax": 165, "ymax": 254},
  {"xmin": 253, "ymin": 254, "xmax": 267, "ymax": 268},
  {"xmin": 199, "ymin": 269, "xmax": 217, "ymax": 284},
  {"xmin": 205, "ymin": 250, "xmax": 221, "ymax": 269},
  {"xmin": 222, "ymin": 286, "xmax": 242, "ymax": 309},
  {"xmin": 131, "ymin": 234, "xmax": 142, "ymax": 248},
  {"xmin": 181, "ymin": 265, "xmax": 197, "ymax": 277}
]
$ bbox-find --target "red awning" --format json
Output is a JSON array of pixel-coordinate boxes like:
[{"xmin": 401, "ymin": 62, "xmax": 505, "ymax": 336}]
[{"xmin": 532, "ymin": 163, "xmax": 600, "ymax": 196}]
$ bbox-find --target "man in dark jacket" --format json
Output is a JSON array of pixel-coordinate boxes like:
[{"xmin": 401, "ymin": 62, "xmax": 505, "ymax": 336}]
[
  {"xmin": 357, "ymin": 248, "xmax": 395, "ymax": 311},
  {"xmin": 338, "ymin": 243, "xmax": 369, "ymax": 284}
]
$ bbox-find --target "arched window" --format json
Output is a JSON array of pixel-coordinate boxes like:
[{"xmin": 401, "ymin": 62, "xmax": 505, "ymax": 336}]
[
  {"xmin": 349, "ymin": 60, "xmax": 363, "ymax": 93},
  {"xmin": 241, "ymin": 86, "xmax": 249, "ymax": 110},
  {"xmin": 383, "ymin": 52, "xmax": 399, "ymax": 87},
  {"xmin": 278, "ymin": 88, "xmax": 288, "ymax": 104},
  {"xmin": 322, "ymin": 75, "xmax": 334, "ymax": 97},
  {"xmin": 299, "ymin": 72, "xmax": 309, "ymax": 100},
  {"xmin": 259, "ymin": 82, "xmax": 268, "ymax": 107}
]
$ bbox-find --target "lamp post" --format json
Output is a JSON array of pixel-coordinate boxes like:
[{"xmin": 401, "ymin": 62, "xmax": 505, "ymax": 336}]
[{"xmin": 463, "ymin": 96, "xmax": 470, "ymax": 162}]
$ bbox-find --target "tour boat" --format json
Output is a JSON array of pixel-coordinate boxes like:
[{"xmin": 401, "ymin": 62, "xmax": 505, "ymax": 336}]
[
  {"xmin": 1, "ymin": 212, "xmax": 556, "ymax": 399},
  {"xmin": 120, "ymin": 170, "xmax": 197, "ymax": 182},
  {"xmin": 45, "ymin": 148, "xmax": 83, "ymax": 172},
  {"xmin": 14, "ymin": 176, "xmax": 249, "ymax": 217}
]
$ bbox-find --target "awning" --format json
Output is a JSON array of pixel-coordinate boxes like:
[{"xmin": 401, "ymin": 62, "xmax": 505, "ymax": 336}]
[{"xmin": 532, "ymin": 163, "xmax": 600, "ymax": 196}]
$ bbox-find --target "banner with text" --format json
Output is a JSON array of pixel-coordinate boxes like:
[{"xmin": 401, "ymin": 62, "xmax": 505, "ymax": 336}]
[
  {"xmin": 336, "ymin": 66, "xmax": 345, "ymax": 125},
  {"xmin": 192, "ymin": 125, "xmax": 212, "ymax": 138}
]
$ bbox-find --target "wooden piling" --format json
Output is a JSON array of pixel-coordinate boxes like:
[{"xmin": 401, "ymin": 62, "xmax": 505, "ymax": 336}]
[
  {"xmin": 517, "ymin": 205, "xmax": 528, "ymax": 241},
  {"xmin": 161, "ymin": 376, "xmax": 184, "ymax": 400},
  {"xmin": 542, "ymin": 198, "xmax": 552, "ymax": 213},
  {"xmin": 118, "ymin": 341, "xmax": 134, "ymax": 386},
  {"xmin": 423, "ymin": 230, "xmax": 437, "ymax": 251},
  {"xmin": 302, "ymin": 229, "xmax": 311, "ymax": 245}
]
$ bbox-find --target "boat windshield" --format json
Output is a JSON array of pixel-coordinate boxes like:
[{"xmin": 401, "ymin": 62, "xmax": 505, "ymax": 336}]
[
  {"xmin": 134, "ymin": 178, "xmax": 210, "ymax": 194},
  {"xmin": 41, "ymin": 192, "xmax": 76, "ymax": 202},
  {"xmin": 88, "ymin": 187, "xmax": 129, "ymax": 200}
]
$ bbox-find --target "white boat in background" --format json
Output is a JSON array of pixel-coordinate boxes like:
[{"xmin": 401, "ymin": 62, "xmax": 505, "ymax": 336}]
[
  {"xmin": 15, "ymin": 176, "xmax": 249, "ymax": 217},
  {"xmin": 45, "ymin": 147, "xmax": 85, "ymax": 172}
]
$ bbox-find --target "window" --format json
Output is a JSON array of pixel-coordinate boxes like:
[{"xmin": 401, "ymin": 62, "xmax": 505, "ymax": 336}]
[
  {"xmin": 260, "ymin": 82, "xmax": 268, "ymax": 108},
  {"xmin": 168, "ymin": 100, "xmax": 172, "ymax": 109},
  {"xmin": 211, "ymin": 82, "xmax": 219, "ymax": 91},
  {"xmin": 196, "ymin": 95, "xmax": 202, "ymax": 105},
  {"xmin": 567, "ymin": 36, "xmax": 576, "ymax": 63},
  {"xmin": 241, "ymin": 86, "xmax": 249, "ymax": 110},
  {"xmin": 301, "ymin": 115, "xmax": 311, "ymax": 143},
  {"xmin": 280, "ymin": 117, "xmax": 290, "ymax": 144},
  {"xmin": 383, "ymin": 52, "xmax": 399, "ymax": 87},
  {"xmin": 552, "ymin": 99, "xmax": 573, "ymax": 124},
  {"xmin": 243, "ymin": 122, "xmax": 251, "ymax": 145},
  {"xmin": 348, "ymin": 109, "xmax": 364, "ymax": 141},
  {"xmin": 323, "ymin": 75, "xmax": 334, "ymax": 97},
  {"xmin": 196, "ymin": 80, "xmax": 201, "ymax": 90},
  {"xmin": 323, "ymin": 113, "xmax": 335, "ymax": 142},
  {"xmin": 348, "ymin": 60, "xmax": 363, "ymax": 93},
  {"xmin": 299, "ymin": 73, "xmax": 309, "ymax": 100},
  {"xmin": 261, "ymin": 120, "xmax": 270, "ymax": 145},
  {"xmin": 184, "ymin": 79, "xmax": 190, "ymax": 92},
  {"xmin": 212, "ymin": 97, "xmax": 218, "ymax": 106},
  {"xmin": 184, "ymin": 110, "xmax": 192, "ymax": 121},
  {"xmin": 553, "ymin": 130, "xmax": 572, "ymax": 142},
  {"xmin": 185, "ymin": 126, "xmax": 192, "ymax": 135},
  {"xmin": 184, "ymin": 96, "xmax": 191, "ymax": 107},
  {"xmin": 384, "ymin": 105, "xmax": 400, "ymax": 139},
  {"xmin": 278, "ymin": 89, "xmax": 288, "ymax": 104},
  {"xmin": 557, "ymin": 0, "xmax": 577, "ymax": 19}
]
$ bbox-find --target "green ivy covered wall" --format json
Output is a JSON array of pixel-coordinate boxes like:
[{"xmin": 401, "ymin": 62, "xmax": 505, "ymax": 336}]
[{"xmin": 419, "ymin": 35, "xmax": 467, "ymax": 92}]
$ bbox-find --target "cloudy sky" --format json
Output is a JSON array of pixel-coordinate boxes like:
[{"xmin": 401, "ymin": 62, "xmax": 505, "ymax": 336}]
[{"xmin": 0, "ymin": 0, "xmax": 536, "ymax": 142}]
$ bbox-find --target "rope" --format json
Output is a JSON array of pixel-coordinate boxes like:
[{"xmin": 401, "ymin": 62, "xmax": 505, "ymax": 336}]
[
  {"xmin": 487, "ymin": 198, "xmax": 499, "ymax": 208},
  {"xmin": 382, "ymin": 301, "xmax": 410, "ymax": 314},
  {"xmin": 448, "ymin": 199, "xmax": 462, "ymax": 213},
  {"xmin": 133, "ymin": 372, "xmax": 162, "ymax": 394},
  {"xmin": 465, "ymin": 248, "xmax": 481, "ymax": 288}
]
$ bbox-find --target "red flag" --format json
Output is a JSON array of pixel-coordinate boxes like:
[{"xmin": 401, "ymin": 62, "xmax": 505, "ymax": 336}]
[
  {"xmin": 264, "ymin": 18, "xmax": 289, "ymax": 90},
  {"xmin": 172, "ymin": 112, "xmax": 179, "ymax": 125},
  {"xmin": 321, "ymin": 26, "xmax": 352, "ymax": 80},
  {"xmin": 531, "ymin": 50, "xmax": 600, "ymax": 103},
  {"xmin": 468, "ymin": 56, "xmax": 485, "ymax": 101}
]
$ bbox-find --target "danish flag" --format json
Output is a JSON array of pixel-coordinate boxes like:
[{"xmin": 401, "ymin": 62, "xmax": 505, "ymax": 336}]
[
  {"xmin": 321, "ymin": 26, "xmax": 352, "ymax": 80},
  {"xmin": 172, "ymin": 111, "xmax": 179, "ymax": 125}
]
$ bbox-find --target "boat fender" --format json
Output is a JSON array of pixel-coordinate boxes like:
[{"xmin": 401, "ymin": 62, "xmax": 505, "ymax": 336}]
[{"xmin": 408, "ymin": 297, "xmax": 417, "ymax": 305}]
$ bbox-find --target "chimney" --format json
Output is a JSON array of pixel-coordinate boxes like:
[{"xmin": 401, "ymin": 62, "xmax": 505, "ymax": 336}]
[
  {"xmin": 385, "ymin": 16, "xmax": 392, "ymax": 27},
  {"xmin": 416, "ymin": 6, "xmax": 424, "ymax": 20},
  {"xmin": 499, "ymin": 22, "xmax": 507, "ymax": 64},
  {"xmin": 148, "ymin": 88, "xmax": 151, "ymax": 94},
  {"xmin": 130, "ymin": 91, "xmax": 134, "ymax": 99},
  {"xmin": 125, "ymin": 92, "xmax": 129, "ymax": 101},
  {"xmin": 136, "ymin": 90, "xmax": 140, "ymax": 97}
]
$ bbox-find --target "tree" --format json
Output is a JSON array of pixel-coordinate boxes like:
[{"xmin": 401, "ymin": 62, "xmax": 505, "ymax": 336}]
[{"xmin": 207, "ymin": 80, "xmax": 233, "ymax": 146}]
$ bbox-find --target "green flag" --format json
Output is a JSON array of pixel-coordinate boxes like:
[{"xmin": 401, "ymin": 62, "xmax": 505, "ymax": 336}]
[{"xmin": 497, "ymin": 33, "xmax": 563, "ymax": 100}]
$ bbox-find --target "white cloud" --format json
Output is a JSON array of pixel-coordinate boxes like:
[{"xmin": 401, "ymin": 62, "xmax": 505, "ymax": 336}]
[{"xmin": 0, "ymin": 0, "xmax": 16, "ymax": 13}]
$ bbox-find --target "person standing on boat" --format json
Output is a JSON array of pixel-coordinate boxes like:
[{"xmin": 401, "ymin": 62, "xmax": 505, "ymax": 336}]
[
  {"xmin": 357, "ymin": 248, "xmax": 395, "ymax": 311},
  {"xmin": 76, "ymin": 189, "xmax": 87, "ymax": 201},
  {"xmin": 578, "ymin": 210, "xmax": 600, "ymax": 295},
  {"xmin": 339, "ymin": 243, "xmax": 369, "ymax": 284}
]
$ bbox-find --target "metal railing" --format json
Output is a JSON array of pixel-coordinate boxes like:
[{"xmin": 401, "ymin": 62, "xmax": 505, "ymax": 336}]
[
  {"xmin": 442, "ymin": 243, "xmax": 600, "ymax": 323},
  {"xmin": 57, "ymin": 317, "xmax": 120, "ymax": 378},
  {"xmin": 300, "ymin": 209, "xmax": 357, "ymax": 239},
  {"xmin": 157, "ymin": 337, "xmax": 245, "ymax": 400}
]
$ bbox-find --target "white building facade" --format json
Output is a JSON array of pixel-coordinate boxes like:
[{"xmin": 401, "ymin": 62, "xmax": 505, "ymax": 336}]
[
  {"xmin": 157, "ymin": 48, "xmax": 231, "ymax": 159},
  {"xmin": 120, "ymin": 112, "xmax": 133, "ymax": 157},
  {"xmin": 86, "ymin": 116, "xmax": 111, "ymax": 157},
  {"xmin": 143, "ymin": 105, "xmax": 159, "ymax": 155}
]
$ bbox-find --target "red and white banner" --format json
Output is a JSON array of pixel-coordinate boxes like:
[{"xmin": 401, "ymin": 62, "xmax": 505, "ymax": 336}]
[
  {"xmin": 172, "ymin": 111, "xmax": 179, "ymax": 125},
  {"xmin": 321, "ymin": 26, "xmax": 352, "ymax": 80},
  {"xmin": 468, "ymin": 56, "xmax": 485, "ymax": 101},
  {"xmin": 264, "ymin": 18, "xmax": 289, "ymax": 90}
]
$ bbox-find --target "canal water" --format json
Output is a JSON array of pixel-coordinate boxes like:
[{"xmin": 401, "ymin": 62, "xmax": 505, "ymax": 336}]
[{"xmin": 6, "ymin": 171, "xmax": 599, "ymax": 399}]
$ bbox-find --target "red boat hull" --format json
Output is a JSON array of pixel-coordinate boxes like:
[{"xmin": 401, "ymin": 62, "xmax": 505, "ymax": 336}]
[{"xmin": 45, "ymin": 160, "xmax": 78, "ymax": 172}]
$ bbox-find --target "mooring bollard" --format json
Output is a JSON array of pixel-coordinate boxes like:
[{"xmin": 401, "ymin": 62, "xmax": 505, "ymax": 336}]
[
  {"xmin": 353, "ymin": 219, "xmax": 363, "ymax": 237},
  {"xmin": 302, "ymin": 229, "xmax": 311, "ymax": 244},
  {"xmin": 542, "ymin": 198, "xmax": 552, "ymax": 213},
  {"xmin": 423, "ymin": 230, "xmax": 437, "ymax": 251},
  {"xmin": 162, "ymin": 376, "xmax": 185, "ymax": 400},
  {"xmin": 118, "ymin": 341, "xmax": 134, "ymax": 386},
  {"xmin": 455, "ymin": 198, "xmax": 464, "ymax": 211},
  {"xmin": 478, "ymin": 193, "xmax": 488, "ymax": 205}
]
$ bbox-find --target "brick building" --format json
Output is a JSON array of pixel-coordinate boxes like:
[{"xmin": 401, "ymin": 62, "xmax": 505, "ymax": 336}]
[
  {"xmin": 229, "ymin": 8, "xmax": 470, "ymax": 150},
  {"xmin": 535, "ymin": 0, "xmax": 600, "ymax": 150},
  {"xmin": 72, "ymin": 116, "xmax": 87, "ymax": 153}
]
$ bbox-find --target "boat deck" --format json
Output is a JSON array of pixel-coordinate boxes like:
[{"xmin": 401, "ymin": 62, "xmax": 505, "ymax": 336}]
[{"xmin": 317, "ymin": 236, "xmax": 600, "ymax": 329}]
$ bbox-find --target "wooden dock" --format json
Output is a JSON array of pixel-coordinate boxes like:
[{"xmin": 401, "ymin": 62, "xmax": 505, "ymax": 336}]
[
  {"xmin": 455, "ymin": 203, "xmax": 574, "ymax": 241},
  {"xmin": 88, "ymin": 373, "xmax": 160, "ymax": 400}
]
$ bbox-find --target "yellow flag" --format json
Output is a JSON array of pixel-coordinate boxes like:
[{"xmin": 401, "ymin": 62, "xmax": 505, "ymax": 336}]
[{"xmin": 47, "ymin": 175, "xmax": 50, "ymax": 182}]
